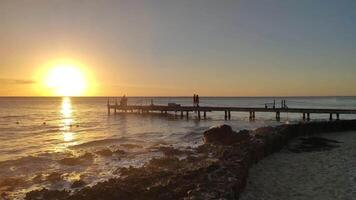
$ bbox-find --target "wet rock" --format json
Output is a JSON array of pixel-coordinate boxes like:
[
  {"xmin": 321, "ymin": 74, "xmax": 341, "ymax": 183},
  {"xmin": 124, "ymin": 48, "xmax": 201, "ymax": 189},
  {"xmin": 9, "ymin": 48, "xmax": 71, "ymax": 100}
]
[
  {"xmin": 113, "ymin": 149, "xmax": 126, "ymax": 155},
  {"xmin": 157, "ymin": 146, "xmax": 187, "ymax": 156},
  {"xmin": 25, "ymin": 188, "xmax": 69, "ymax": 200},
  {"xmin": 1, "ymin": 191, "xmax": 10, "ymax": 200},
  {"xmin": 148, "ymin": 157, "xmax": 183, "ymax": 170},
  {"xmin": 46, "ymin": 172, "xmax": 62, "ymax": 183},
  {"xmin": 81, "ymin": 152, "xmax": 95, "ymax": 160},
  {"xmin": 248, "ymin": 138, "xmax": 266, "ymax": 163},
  {"xmin": 203, "ymin": 125, "xmax": 250, "ymax": 145},
  {"xmin": 95, "ymin": 148, "xmax": 113, "ymax": 157},
  {"xmin": 251, "ymin": 126, "xmax": 286, "ymax": 155},
  {"xmin": 120, "ymin": 143, "xmax": 143, "ymax": 149},
  {"xmin": 0, "ymin": 177, "xmax": 25, "ymax": 191},
  {"xmin": 71, "ymin": 180, "xmax": 86, "ymax": 188},
  {"xmin": 32, "ymin": 174, "xmax": 44, "ymax": 184}
]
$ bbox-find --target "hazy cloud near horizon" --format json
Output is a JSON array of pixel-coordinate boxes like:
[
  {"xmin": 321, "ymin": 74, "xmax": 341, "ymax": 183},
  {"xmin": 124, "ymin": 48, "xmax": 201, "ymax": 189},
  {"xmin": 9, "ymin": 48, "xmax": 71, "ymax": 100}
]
[{"xmin": 0, "ymin": 78, "xmax": 36, "ymax": 85}]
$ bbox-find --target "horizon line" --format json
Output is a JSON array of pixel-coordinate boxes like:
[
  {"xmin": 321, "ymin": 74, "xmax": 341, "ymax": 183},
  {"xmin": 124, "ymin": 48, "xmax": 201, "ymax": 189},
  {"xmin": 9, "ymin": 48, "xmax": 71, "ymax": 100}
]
[{"xmin": 1, "ymin": 95, "xmax": 356, "ymax": 98}]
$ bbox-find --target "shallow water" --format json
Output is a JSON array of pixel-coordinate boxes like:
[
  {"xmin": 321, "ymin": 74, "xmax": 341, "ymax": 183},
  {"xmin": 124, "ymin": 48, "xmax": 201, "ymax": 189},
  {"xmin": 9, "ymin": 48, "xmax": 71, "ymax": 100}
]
[
  {"xmin": 240, "ymin": 131, "xmax": 356, "ymax": 200},
  {"xmin": 0, "ymin": 96, "xmax": 355, "ymax": 199}
]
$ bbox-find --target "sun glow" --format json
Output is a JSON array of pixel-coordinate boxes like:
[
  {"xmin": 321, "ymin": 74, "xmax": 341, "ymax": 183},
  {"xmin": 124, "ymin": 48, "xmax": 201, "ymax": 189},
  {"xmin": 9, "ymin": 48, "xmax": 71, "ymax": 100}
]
[
  {"xmin": 45, "ymin": 63, "xmax": 87, "ymax": 96},
  {"xmin": 36, "ymin": 58, "xmax": 94, "ymax": 96}
]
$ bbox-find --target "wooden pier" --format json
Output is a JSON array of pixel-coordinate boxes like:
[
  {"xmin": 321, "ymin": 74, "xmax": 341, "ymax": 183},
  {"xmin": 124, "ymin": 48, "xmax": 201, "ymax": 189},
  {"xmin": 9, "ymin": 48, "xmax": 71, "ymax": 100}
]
[{"xmin": 107, "ymin": 101, "xmax": 356, "ymax": 121}]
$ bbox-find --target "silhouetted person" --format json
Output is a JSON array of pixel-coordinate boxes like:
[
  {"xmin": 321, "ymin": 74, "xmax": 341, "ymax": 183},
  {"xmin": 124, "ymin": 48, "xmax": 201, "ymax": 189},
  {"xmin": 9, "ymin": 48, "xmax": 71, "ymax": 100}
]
[
  {"xmin": 193, "ymin": 94, "xmax": 196, "ymax": 106},
  {"xmin": 120, "ymin": 95, "xmax": 128, "ymax": 106},
  {"xmin": 196, "ymin": 95, "xmax": 200, "ymax": 106}
]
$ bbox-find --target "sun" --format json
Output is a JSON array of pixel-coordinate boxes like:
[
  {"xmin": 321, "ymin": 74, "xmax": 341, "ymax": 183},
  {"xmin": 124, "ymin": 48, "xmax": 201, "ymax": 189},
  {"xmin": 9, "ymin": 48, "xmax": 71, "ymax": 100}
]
[{"xmin": 45, "ymin": 63, "xmax": 88, "ymax": 96}]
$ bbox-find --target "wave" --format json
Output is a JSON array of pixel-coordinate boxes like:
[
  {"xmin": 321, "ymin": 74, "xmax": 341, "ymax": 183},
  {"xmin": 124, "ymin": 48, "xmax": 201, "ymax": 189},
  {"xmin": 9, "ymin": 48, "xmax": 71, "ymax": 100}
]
[
  {"xmin": 180, "ymin": 131, "xmax": 203, "ymax": 140},
  {"xmin": 0, "ymin": 156, "xmax": 51, "ymax": 170},
  {"xmin": 69, "ymin": 137, "xmax": 131, "ymax": 149},
  {"xmin": 0, "ymin": 115, "xmax": 28, "ymax": 119}
]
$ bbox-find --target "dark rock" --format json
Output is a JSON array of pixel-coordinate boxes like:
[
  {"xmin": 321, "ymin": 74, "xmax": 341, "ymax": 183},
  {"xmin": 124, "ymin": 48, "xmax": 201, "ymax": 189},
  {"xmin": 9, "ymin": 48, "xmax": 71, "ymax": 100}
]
[
  {"xmin": 32, "ymin": 174, "xmax": 44, "ymax": 183},
  {"xmin": 252, "ymin": 126, "xmax": 287, "ymax": 155},
  {"xmin": 0, "ymin": 177, "xmax": 25, "ymax": 191},
  {"xmin": 46, "ymin": 172, "xmax": 62, "ymax": 183},
  {"xmin": 25, "ymin": 189, "xmax": 69, "ymax": 200},
  {"xmin": 120, "ymin": 143, "xmax": 143, "ymax": 149},
  {"xmin": 71, "ymin": 180, "xmax": 86, "ymax": 188},
  {"xmin": 156, "ymin": 146, "xmax": 187, "ymax": 156},
  {"xmin": 113, "ymin": 149, "xmax": 126, "ymax": 155},
  {"xmin": 203, "ymin": 125, "xmax": 249, "ymax": 145},
  {"xmin": 148, "ymin": 157, "xmax": 182, "ymax": 170}
]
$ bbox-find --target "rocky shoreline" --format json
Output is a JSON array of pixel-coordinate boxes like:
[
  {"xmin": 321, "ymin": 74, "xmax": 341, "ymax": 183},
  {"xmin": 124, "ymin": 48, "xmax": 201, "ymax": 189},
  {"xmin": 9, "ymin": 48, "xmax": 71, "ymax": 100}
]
[{"xmin": 24, "ymin": 120, "xmax": 356, "ymax": 200}]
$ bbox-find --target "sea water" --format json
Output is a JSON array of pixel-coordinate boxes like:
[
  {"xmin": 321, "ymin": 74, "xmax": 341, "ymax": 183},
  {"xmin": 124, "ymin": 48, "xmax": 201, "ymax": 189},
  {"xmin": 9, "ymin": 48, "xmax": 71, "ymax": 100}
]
[{"xmin": 0, "ymin": 96, "xmax": 355, "ymax": 199}]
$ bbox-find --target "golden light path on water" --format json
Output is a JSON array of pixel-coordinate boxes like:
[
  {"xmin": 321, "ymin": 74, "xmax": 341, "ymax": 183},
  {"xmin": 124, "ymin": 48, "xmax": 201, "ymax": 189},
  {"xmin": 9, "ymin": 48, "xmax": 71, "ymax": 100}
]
[{"xmin": 60, "ymin": 97, "xmax": 76, "ymax": 147}]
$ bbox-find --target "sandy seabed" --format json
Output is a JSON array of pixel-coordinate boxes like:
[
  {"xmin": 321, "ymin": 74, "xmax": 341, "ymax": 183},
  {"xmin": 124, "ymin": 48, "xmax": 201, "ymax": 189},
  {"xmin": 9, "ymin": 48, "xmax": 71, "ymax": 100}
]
[{"xmin": 240, "ymin": 131, "xmax": 356, "ymax": 200}]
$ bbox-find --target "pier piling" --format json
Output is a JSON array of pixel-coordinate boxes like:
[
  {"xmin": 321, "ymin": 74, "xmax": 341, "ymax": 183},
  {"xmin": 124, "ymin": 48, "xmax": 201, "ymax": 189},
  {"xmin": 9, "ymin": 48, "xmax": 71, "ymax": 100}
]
[
  {"xmin": 276, "ymin": 111, "xmax": 280, "ymax": 121},
  {"xmin": 107, "ymin": 99, "xmax": 111, "ymax": 115}
]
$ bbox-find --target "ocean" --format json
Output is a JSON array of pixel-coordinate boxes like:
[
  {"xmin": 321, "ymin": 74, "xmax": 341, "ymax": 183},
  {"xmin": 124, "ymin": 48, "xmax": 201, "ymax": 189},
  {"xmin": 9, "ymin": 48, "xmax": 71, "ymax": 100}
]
[{"xmin": 1, "ymin": 96, "xmax": 356, "ymax": 199}]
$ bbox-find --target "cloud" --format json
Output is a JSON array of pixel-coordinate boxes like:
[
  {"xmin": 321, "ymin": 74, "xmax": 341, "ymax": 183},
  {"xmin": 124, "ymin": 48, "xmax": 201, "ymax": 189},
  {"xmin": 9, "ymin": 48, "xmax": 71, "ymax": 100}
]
[{"xmin": 0, "ymin": 78, "xmax": 36, "ymax": 84}]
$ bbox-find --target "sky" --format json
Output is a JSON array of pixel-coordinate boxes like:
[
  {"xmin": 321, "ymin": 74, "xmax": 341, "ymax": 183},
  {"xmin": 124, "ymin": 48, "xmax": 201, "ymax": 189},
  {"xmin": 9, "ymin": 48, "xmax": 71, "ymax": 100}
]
[{"xmin": 0, "ymin": 0, "xmax": 355, "ymax": 96}]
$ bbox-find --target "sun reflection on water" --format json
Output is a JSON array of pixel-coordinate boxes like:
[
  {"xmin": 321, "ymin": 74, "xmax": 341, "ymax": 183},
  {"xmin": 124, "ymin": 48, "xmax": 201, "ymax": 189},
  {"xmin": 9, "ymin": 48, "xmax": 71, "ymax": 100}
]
[
  {"xmin": 60, "ymin": 97, "xmax": 76, "ymax": 144},
  {"xmin": 63, "ymin": 132, "xmax": 74, "ymax": 142},
  {"xmin": 61, "ymin": 97, "xmax": 72, "ymax": 118}
]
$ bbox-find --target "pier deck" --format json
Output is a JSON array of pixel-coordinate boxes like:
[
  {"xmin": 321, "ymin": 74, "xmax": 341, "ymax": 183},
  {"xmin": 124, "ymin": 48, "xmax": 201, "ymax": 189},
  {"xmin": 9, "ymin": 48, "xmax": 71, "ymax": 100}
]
[{"xmin": 107, "ymin": 102, "xmax": 356, "ymax": 121}]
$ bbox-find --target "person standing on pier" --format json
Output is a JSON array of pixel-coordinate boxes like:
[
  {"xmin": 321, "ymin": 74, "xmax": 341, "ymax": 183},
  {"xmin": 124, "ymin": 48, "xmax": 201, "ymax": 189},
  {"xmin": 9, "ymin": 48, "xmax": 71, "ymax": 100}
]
[
  {"xmin": 120, "ymin": 95, "xmax": 128, "ymax": 106},
  {"xmin": 193, "ymin": 94, "xmax": 196, "ymax": 107},
  {"xmin": 196, "ymin": 95, "xmax": 200, "ymax": 107},
  {"xmin": 281, "ymin": 100, "xmax": 284, "ymax": 108}
]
